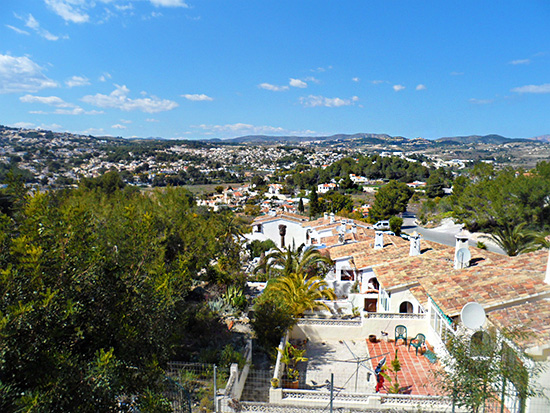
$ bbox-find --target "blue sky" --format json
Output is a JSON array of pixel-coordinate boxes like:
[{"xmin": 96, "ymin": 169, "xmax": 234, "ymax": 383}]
[{"xmin": 1, "ymin": 1, "xmax": 549, "ymax": 140}]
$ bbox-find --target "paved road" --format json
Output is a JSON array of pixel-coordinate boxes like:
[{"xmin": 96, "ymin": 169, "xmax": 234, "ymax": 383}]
[{"xmin": 401, "ymin": 211, "xmax": 506, "ymax": 255}]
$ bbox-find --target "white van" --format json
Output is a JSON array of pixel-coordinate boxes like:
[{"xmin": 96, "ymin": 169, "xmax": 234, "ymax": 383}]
[{"xmin": 373, "ymin": 220, "xmax": 390, "ymax": 230}]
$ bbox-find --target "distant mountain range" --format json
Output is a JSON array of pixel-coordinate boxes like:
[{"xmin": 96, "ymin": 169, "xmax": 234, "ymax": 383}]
[{"xmin": 209, "ymin": 133, "xmax": 549, "ymax": 146}]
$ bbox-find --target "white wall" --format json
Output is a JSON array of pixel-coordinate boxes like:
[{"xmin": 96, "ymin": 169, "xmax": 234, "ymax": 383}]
[
  {"xmin": 387, "ymin": 289, "xmax": 421, "ymax": 314},
  {"xmin": 253, "ymin": 218, "xmax": 307, "ymax": 249}
]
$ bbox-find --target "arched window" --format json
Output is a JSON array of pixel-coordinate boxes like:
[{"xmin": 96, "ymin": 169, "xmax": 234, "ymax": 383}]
[
  {"xmin": 399, "ymin": 301, "xmax": 413, "ymax": 314},
  {"xmin": 367, "ymin": 277, "xmax": 379, "ymax": 291}
]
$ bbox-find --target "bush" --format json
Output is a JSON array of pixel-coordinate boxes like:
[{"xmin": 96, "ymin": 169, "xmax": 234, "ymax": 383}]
[{"xmin": 389, "ymin": 216, "xmax": 404, "ymax": 236}]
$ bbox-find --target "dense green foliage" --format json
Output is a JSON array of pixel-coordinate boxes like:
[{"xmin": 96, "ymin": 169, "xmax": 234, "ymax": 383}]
[
  {"xmin": 288, "ymin": 154, "xmax": 430, "ymax": 190},
  {"xmin": 0, "ymin": 179, "xmax": 247, "ymax": 411},
  {"xmin": 451, "ymin": 162, "xmax": 550, "ymax": 232},
  {"xmin": 435, "ymin": 329, "xmax": 541, "ymax": 413},
  {"xmin": 368, "ymin": 180, "xmax": 413, "ymax": 222}
]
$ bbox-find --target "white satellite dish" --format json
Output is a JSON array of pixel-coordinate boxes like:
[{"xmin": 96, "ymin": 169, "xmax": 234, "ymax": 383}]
[
  {"xmin": 461, "ymin": 302, "xmax": 486, "ymax": 330},
  {"xmin": 456, "ymin": 247, "xmax": 471, "ymax": 265}
]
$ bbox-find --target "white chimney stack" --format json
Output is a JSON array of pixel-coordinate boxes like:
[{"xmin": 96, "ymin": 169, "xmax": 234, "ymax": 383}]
[
  {"xmin": 545, "ymin": 246, "xmax": 550, "ymax": 285},
  {"xmin": 409, "ymin": 231, "xmax": 421, "ymax": 256},
  {"xmin": 330, "ymin": 212, "xmax": 335, "ymax": 223},
  {"xmin": 454, "ymin": 229, "xmax": 470, "ymax": 269},
  {"xmin": 374, "ymin": 231, "xmax": 384, "ymax": 250}
]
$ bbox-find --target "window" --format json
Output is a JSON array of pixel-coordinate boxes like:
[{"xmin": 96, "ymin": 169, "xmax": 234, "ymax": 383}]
[
  {"xmin": 366, "ymin": 277, "xmax": 379, "ymax": 291},
  {"xmin": 399, "ymin": 301, "xmax": 414, "ymax": 313},
  {"xmin": 341, "ymin": 269, "xmax": 355, "ymax": 281}
]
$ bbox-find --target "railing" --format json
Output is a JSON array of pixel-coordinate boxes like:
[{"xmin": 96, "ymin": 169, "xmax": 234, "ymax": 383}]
[
  {"xmin": 281, "ymin": 389, "xmax": 371, "ymax": 403},
  {"xmin": 296, "ymin": 317, "xmax": 362, "ymax": 327},
  {"xmin": 364, "ymin": 312, "xmax": 427, "ymax": 320},
  {"xmin": 379, "ymin": 393, "xmax": 454, "ymax": 409},
  {"xmin": 277, "ymin": 388, "xmax": 456, "ymax": 411}
]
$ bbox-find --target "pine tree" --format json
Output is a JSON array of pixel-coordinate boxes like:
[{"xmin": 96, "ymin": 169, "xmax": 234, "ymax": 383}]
[
  {"xmin": 298, "ymin": 197, "xmax": 305, "ymax": 213},
  {"xmin": 309, "ymin": 187, "xmax": 321, "ymax": 218}
]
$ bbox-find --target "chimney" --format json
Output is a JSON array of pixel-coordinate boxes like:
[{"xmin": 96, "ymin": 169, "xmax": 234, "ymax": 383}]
[
  {"xmin": 409, "ymin": 231, "xmax": 421, "ymax": 256},
  {"xmin": 374, "ymin": 231, "xmax": 384, "ymax": 250},
  {"xmin": 454, "ymin": 229, "xmax": 470, "ymax": 269},
  {"xmin": 324, "ymin": 212, "xmax": 328, "ymax": 221},
  {"xmin": 545, "ymin": 246, "xmax": 550, "ymax": 285},
  {"xmin": 330, "ymin": 212, "xmax": 335, "ymax": 223}
]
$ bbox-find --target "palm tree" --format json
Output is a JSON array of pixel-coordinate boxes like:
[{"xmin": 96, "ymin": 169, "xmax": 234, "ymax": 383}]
[
  {"xmin": 255, "ymin": 242, "xmax": 333, "ymax": 279},
  {"xmin": 267, "ymin": 271, "xmax": 336, "ymax": 317},
  {"xmin": 482, "ymin": 222, "xmax": 548, "ymax": 256}
]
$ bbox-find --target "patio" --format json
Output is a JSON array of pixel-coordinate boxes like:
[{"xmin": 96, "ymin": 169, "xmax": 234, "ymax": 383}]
[{"xmin": 366, "ymin": 338, "xmax": 441, "ymax": 396}]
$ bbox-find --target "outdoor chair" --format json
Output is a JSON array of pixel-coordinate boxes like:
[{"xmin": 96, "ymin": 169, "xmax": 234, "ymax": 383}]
[
  {"xmin": 408, "ymin": 333, "xmax": 426, "ymax": 355},
  {"xmin": 395, "ymin": 325, "xmax": 407, "ymax": 345}
]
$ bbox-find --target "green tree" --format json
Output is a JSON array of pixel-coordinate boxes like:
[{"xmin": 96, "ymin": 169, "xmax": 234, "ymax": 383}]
[
  {"xmin": 251, "ymin": 291, "xmax": 295, "ymax": 352},
  {"xmin": 368, "ymin": 180, "xmax": 413, "ymax": 222},
  {"xmin": 435, "ymin": 328, "xmax": 543, "ymax": 413},
  {"xmin": 0, "ymin": 185, "xmax": 240, "ymax": 410},
  {"xmin": 309, "ymin": 187, "xmax": 321, "ymax": 218},
  {"xmin": 389, "ymin": 216, "xmax": 403, "ymax": 236},
  {"xmin": 425, "ymin": 169, "xmax": 446, "ymax": 198},
  {"xmin": 266, "ymin": 271, "xmax": 336, "ymax": 317},
  {"xmin": 481, "ymin": 222, "xmax": 548, "ymax": 256},
  {"xmin": 257, "ymin": 243, "xmax": 333, "ymax": 279},
  {"xmin": 298, "ymin": 197, "xmax": 305, "ymax": 214}
]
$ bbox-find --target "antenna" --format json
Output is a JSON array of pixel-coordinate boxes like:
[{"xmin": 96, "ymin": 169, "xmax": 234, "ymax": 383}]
[{"xmin": 460, "ymin": 302, "xmax": 486, "ymax": 330}]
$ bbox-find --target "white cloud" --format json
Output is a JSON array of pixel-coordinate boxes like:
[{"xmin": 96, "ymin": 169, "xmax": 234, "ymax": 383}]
[
  {"xmin": 12, "ymin": 122, "xmax": 35, "ymax": 129},
  {"xmin": 352, "ymin": 77, "xmax": 360, "ymax": 82},
  {"xmin": 150, "ymin": 0, "xmax": 189, "ymax": 7},
  {"xmin": 44, "ymin": 0, "xmax": 90, "ymax": 23},
  {"xmin": 372, "ymin": 80, "xmax": 386, "ymax": 85},
  {"xmin": 299, "ymin": 95, "xmax": 359, "ymax": 108},
  {"xmin": 99, "ymin": 72, "xmax": 112, "ymax": 82},
  {"xmin": 65, "ymin": 75, "xmax": 90, "ymax": 87},
  {"xmin": 20, "ymin": 93, "xmax": 102, "ymax": 115},
  {"xmin": 82, "ymin": 84, "xmax": 179, "ymax": 113},
  {"xmin": 115, "ymin": 4, "xmax": 134, "ymax": 12},
  {"xmin": 192, "ymin": 123, "xmax": 317, "ymax": 137},
  {"xmin": 509, "ymin": 59, "xmax": 530, "ymax": 65},
  {"xmin": 258, "ymin": 83, "xmax": 289, "ymax": 92},
  {"xmin": 6, "ymin": 25, "xmax": 30, "ymax": 35},
  {"xmin": 112, "ymin": 124, "xmax": 127, "ymax": 129},
  {"xmin": 303, "ymin": 76, "xmax": 319, "ymax": 83},
  {"xmin": 146, "ymin": 118, "xmax": 159, "ymax": 122},
  {"xmin": 393, "ymin": 84, "xmax": 405, "ymax": 92},
  {"xmin": 182, "ymin": 93, "xmax": 213, "ymax": 101},
  {"xmin": 416, "ymin": 84, "xmax": 426, "ymax": 91},
  {"xmin": 469, "ymin": 98, "xmax": 494, "ymax": 105},
  {"xmin": 14, "ymin": 13, "xmax": 63, "ymax": 40},
  {"xmin": 511, "ymin": 83, "xmax": 550, "ymax": 94},
  {"xmin": 0, "ymin": 54, "xmax": 58, "ymax": 94},
  {"xmin": 450, "ymin": 71, "xmax": 464, "ymax": 76},
  {"xmin": 289, "ymin": 78, "xmax": 307, "ymax": 88},
  {"xmin": 20, "ymin": 94, "xmax": 73, "ymax": 107}
]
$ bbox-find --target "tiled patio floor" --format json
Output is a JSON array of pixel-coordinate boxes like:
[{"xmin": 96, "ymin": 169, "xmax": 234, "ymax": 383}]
[{"xmin": 366, "ymin": 339, "xmax": 442, "ymax": 396}]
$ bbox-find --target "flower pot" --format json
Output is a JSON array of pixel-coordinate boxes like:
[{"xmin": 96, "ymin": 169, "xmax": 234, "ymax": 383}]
[{"xmin": 283, "ymin": 380, "xmax": 299, "ymax": 389}]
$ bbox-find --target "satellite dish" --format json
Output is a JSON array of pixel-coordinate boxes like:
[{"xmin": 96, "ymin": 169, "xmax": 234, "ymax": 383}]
[
  {"xmin": 456, "ymin": 247, "xmax": 471, "ymax": 265},
  {"xmin": 461, "ymin": 302, "xmax": 486, "ymax": 330}
]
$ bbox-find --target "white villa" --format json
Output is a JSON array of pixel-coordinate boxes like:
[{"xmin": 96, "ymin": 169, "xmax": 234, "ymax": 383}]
[{"xmin": 234, "ymin": 212, "xmax": 550, "ymax": 412}]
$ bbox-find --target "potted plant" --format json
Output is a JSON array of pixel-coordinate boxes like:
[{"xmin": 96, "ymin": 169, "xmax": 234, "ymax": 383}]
[{"xmin": 278, "ymin": 341, "xmax": 308, "ymax": 389}]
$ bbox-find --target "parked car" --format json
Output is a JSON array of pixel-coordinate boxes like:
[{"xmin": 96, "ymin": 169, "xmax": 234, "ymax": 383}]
[{"xmin": 373, "ymin": 220, "xmax": 390, "ymax": 230}]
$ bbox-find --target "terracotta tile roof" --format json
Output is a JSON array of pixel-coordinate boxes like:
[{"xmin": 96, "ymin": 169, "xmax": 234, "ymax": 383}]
[
  {"xmin": 252, "ymin": 212, "xmax": 308, "ymax": 224},
  {"xmin": 488, "ymin": 300, "xmax": 550, "ymax": 349}
]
